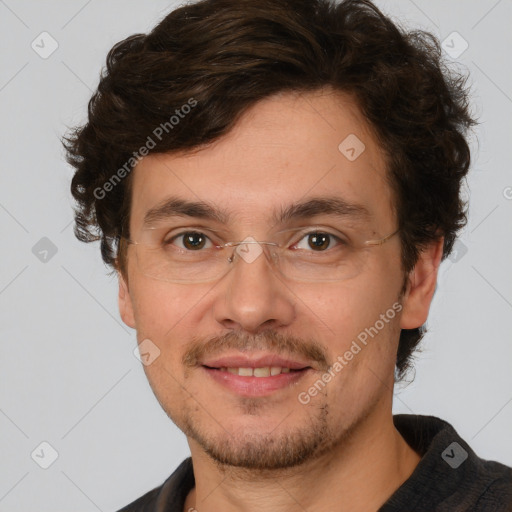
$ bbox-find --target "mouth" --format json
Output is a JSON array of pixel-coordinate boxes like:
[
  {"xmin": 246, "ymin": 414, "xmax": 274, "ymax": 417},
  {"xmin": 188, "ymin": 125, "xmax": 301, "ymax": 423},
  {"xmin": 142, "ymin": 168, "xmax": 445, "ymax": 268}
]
[
  {"xmin": 199, "ymin": 354, "xmax": 314, "ymax": 397},
  {"xmin": 202, "ymin": 365, "xmax": 306, "ymax": 376}
]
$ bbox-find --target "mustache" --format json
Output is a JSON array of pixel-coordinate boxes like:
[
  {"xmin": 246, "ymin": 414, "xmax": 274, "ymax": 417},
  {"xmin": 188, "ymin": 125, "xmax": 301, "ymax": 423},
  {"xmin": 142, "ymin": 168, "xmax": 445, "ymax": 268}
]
[{"xmin": 182, "ymin": 330, "xmax": 329, "ymax": 370}]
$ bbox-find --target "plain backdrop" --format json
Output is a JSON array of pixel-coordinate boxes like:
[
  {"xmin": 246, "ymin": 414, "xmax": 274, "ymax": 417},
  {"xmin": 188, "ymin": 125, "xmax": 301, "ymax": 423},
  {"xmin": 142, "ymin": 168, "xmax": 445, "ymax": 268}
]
[{"xmin": 1, "ymin": 0, "xmax": 511, "ymax": 510}]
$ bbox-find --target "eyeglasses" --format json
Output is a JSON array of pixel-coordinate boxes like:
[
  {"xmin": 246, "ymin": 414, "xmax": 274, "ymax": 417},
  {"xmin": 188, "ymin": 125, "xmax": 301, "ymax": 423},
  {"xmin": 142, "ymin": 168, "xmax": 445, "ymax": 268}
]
[{"xmin": 123, "ymin": 225, "xmax": 399, "ymax": 284}]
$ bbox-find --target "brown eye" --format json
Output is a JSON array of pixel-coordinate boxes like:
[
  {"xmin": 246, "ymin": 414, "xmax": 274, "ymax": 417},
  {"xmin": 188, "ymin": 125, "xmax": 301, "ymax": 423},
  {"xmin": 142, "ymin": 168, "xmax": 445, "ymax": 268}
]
[
  {"xmin": 167, "ymin": 231, "xmax": 212, "ymax": 251},
  {"xmin": 293, "ymin": 231, "xmax": 340, "ymax": 252},
  {"xmin": 307, "ymin": 233, "xmax": 331, "ymax": 251}
]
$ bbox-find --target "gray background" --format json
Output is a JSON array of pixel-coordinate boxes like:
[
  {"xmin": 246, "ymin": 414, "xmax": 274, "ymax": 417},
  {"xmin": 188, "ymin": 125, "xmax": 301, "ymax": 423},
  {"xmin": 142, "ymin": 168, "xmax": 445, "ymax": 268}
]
[{"xmin": 1, "ymin": 0, "xmax": 511, "ymax": 510}]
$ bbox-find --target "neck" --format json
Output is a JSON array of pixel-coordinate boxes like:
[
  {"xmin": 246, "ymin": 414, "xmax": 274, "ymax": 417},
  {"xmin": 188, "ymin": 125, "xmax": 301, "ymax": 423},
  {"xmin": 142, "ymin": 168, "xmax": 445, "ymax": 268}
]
[{"xmin": 184, "ymin": 409, "xmax": 421, "ymax": 512}]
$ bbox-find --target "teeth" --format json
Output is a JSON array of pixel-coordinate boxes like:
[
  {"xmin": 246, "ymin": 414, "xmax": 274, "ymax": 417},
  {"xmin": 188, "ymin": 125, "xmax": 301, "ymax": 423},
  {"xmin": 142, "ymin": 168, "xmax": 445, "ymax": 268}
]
[
  {"xmin": 219, "ymin": 366, "xmax": 295, "ymax": 377},
  {"xmin": 253, "ymin": 367, "xmax": 270, "ymax": 377}
]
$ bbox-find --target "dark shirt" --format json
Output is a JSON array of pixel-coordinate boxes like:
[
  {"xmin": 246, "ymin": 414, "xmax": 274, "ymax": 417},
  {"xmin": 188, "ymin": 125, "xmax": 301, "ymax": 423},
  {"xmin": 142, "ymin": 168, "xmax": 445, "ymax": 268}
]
[{"xmin": 117, "ymin": 414, "xmax": 512, "ymax": 511}]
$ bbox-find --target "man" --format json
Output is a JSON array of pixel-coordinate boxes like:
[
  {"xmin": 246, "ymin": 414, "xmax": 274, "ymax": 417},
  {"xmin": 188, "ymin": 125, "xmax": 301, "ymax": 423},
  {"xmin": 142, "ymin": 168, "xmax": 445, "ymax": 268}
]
[{"xmin": 63, "ymin": 0, "xmax": 512, "ymax": 510}]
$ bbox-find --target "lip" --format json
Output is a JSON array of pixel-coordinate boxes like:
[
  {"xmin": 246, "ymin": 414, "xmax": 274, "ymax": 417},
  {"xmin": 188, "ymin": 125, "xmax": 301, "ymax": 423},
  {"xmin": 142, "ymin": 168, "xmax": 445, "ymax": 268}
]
[
  {"xmin": 201, "ymin": 353, "xmax": 313, "ymax": 371},
  {"xmin": 202, "ymin": 366, "xmax": 313, "ymax": 397}
]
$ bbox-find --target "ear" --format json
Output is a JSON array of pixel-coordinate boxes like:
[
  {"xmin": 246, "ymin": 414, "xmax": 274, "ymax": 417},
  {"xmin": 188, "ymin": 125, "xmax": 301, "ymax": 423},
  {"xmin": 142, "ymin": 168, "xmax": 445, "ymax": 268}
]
[
  {"xmin": 118, "ymin": 271, "xmax": 136, "ymax": 329},
  {"xmin": 400, "ymin": 236, "xmax": 444, "ymax": 329}
]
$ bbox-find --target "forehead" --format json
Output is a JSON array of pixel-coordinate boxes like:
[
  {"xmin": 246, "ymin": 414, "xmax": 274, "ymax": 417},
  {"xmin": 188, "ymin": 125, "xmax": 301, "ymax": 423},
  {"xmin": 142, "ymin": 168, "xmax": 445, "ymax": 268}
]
[{"xmin": 129, "ymin": 89, "xmax": 394, "ymax": 233}]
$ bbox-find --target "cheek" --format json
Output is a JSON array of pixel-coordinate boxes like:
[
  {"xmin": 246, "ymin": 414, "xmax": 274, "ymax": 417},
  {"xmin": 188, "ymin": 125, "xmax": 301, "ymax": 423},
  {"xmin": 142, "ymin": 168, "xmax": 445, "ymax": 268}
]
[
  {"xmin": 129, "ymin": 282, "xmax": 201, "ymax": 413},
  {"xmin": 296, "ymin": 273, "xmax": 400, "ymax": 347},
  {"xmin": 302, "ymin": 283, "xmax": 400, "ymax": 415},
  {"xmin": 129, "ymin": 280, "xmax": 205, "ymax": 381},
  {"xmin": 294, "ymin": 270, "xmax": 402, "ymax": 395},
  {"xmin": 131, "ymin": 280, "xmax": 197, "ymax": 333}
]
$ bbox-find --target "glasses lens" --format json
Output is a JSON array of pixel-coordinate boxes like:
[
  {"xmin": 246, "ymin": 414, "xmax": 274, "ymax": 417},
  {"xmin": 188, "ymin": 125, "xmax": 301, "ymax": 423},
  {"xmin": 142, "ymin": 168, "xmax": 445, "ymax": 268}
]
[
  {"xmin": 132, "ymin": 241, "xmax": 228, "ymax": 284},
  {"xmin": 275, "ymin": 240, "xmax": 370, "ymax": 282}
]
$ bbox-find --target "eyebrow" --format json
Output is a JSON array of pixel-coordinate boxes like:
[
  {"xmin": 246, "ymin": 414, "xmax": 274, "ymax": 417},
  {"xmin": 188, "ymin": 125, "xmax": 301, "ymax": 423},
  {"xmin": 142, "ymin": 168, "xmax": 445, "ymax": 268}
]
[{"xmin": 142, "ymin": 195, "xmax": 371, "ymax": 228}]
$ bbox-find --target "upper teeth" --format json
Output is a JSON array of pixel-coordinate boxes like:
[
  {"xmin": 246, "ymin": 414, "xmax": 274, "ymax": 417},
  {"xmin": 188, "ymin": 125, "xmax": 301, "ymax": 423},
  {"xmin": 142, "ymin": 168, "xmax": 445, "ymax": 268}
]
[{"xmin": 221, "ymin": 367, "xmax": 292, "ymax": 377}]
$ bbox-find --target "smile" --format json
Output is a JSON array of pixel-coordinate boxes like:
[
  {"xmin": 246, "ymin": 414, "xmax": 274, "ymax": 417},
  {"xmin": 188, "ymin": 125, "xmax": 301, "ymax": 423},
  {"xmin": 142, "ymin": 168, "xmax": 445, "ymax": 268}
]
[
  {"xmin": 205, "ymin": 366, "xmax": 297, "ymax": 376},
  {"xmin": 201, "ymin": 364, "xmax": 312, "ymax": 397}
]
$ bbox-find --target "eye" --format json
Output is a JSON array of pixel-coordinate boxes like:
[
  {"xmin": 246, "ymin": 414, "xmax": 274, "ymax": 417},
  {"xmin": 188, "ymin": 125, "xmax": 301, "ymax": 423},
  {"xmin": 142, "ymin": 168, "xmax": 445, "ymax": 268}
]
[
  {"xmin": 292, "ymin": 231, "xmax": 344, "ymax": 252},
  {"xmin": 166, "ymin": 231, "xmax": 214, "ymax": 251}
]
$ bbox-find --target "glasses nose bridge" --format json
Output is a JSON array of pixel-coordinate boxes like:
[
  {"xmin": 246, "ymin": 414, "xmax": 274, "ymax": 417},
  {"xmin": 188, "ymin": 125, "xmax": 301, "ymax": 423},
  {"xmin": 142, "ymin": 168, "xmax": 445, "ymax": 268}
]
[{"xmin": 225, "ymin": 239, "xmax": 280, "ymax": 266}]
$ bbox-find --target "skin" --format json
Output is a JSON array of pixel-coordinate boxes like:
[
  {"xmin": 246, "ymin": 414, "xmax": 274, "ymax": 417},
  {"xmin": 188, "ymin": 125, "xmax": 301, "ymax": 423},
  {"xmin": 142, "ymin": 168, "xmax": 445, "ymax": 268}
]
[{"xmin": 118, "ymin": 88, "xmax": 444, "ymax": 512}]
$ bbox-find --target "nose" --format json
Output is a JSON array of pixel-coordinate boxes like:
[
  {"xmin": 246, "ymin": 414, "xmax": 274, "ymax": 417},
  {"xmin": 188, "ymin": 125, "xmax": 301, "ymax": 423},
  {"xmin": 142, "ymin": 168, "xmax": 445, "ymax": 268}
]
[{"xmin": 212, "ymin": 240, "xmax": 296, "ymax": 332}]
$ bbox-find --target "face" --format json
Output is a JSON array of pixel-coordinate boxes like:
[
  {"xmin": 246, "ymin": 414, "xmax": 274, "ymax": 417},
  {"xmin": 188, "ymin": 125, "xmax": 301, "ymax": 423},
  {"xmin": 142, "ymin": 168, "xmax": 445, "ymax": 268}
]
[{"xmin": 118, "ymin": 88, "xmax": 440, "ymax": 470}]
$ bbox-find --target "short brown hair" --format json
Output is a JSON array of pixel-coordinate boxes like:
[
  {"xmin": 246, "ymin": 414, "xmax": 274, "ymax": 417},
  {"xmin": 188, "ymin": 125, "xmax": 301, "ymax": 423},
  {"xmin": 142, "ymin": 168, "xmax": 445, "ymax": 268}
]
[{"xmin": 63, "ymin": 0, "xmax": 477, "ymax": 379}]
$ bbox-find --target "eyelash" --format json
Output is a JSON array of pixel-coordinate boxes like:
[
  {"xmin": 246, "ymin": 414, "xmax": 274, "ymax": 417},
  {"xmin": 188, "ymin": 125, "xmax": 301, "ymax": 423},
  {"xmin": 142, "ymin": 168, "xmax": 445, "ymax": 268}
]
[{"xmin": 164, "ymin": 229, "xmax": 346, "ymax": 251}]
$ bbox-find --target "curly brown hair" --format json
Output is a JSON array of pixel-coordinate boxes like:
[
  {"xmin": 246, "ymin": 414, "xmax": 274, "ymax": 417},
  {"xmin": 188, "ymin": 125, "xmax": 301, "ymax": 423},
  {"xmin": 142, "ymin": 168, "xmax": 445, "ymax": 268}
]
[{"xmin": 63, "ymin": 0, "xmax": 477, "ymax": 380}]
